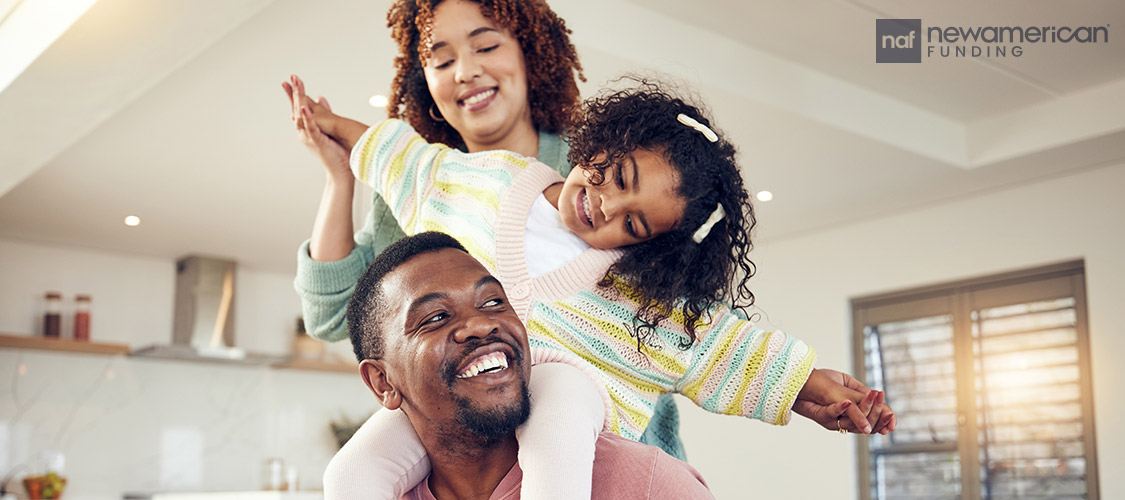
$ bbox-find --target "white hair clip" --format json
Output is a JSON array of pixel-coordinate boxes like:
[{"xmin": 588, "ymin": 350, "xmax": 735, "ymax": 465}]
[
  {"xmin": 691, "ymin": 204, "xmax": 726, "ymax": 244},
  {"xmin": 677, "ymin": 113, "xmax": 718, "ymax": 143}
]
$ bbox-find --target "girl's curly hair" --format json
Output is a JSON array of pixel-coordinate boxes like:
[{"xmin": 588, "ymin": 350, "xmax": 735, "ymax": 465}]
[
  {"xmin": 386, "ymin": 0, "xmax": 584, "ymax": 149},
  {"xmin": 567, "ymin": 79, "xmax": 757, "ymax": 350}
]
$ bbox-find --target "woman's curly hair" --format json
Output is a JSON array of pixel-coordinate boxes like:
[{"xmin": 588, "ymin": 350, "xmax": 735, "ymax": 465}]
[
  {"xmin": 386, "ymin": 0, "xmax": 584, "ymax": 148},
  {"xmin": 567, "ymin": 79, "xmax": 757, "ymax": 350}
]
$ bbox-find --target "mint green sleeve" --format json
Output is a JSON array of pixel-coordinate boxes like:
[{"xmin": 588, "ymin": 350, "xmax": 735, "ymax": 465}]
[{"xmin": 294, "ymin": 120, "xmax": 439, "ymax": 343}]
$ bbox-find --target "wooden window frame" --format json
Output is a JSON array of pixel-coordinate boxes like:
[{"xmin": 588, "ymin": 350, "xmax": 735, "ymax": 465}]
[{"xmin": 851, "ymin": 260, "xmax": 1099, "ymax": 500}]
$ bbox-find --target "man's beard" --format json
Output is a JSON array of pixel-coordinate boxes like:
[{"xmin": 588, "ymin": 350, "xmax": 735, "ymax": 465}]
[
  {"xmin": 439, "ymin": 335, "xmax": 531, "ymax": 446},
  {"xmin": 453, "ymin": 378, "xmax": 531, "ymax": 446}
]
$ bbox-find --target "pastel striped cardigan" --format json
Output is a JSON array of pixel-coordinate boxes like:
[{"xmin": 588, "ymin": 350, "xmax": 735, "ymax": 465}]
[{"xmin": 351, "ymin": 119, "xmax": 817, "ymax": 439}]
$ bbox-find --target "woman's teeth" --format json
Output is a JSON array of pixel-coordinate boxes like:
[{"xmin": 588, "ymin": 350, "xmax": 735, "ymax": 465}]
[
  {"xmin": 462, "ymin": 88, "xmax": 496, "ymax": 106},
  {"xmin": 456, "ymin": 351, "xmax": 509, "ymax": 379}
]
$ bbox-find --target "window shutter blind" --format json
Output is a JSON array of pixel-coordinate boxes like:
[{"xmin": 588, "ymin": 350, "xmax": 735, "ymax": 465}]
[{"xmin": 853, "ymin": 262, "xmax": 1097, "ymax": 500}]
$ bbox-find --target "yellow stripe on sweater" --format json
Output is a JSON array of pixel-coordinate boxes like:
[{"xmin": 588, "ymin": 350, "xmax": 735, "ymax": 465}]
[
  {"xmin": 773, "ymin": 348, "xmax": 817, "ymax": 425},
  {"xmin": 680, "ymin": 327, "xmax": 753, "ymax": 401},
  {"xmin": 432, "ymin": 180, "xmax": 502, "ymax": 211},
  {"xmin": 722, "ymin": 330, "xmax": 776, "ymax": 415}
]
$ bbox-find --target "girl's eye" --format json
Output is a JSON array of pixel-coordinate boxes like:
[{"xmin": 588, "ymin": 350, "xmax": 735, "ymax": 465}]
[
  {"xmin": 614, "ymin": 164, "xmax": 626, "ymax": 190},
  {"xmin": 434, "ymin": 59, "xmax": 453, "ymax": 70},
  {"xmin": 478, "ymin": 44, "xmax": 499, "ymax": 53}
]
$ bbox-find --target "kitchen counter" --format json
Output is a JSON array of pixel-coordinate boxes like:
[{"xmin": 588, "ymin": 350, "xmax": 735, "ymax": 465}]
[{"xmin": 129, "ymin": 492, "xmax": 322, "ymax": 500}]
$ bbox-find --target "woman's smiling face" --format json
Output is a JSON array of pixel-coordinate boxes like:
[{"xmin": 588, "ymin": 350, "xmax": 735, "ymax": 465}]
[
  {"xmin": 421, "ymin": 0, "xmax": 532, "ymax": 151},
  {"xmin": 556, "ymin": 148, "xmax": 687, "ymax": 250}
]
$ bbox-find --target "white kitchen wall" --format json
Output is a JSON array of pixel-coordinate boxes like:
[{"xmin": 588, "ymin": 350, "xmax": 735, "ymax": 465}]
[
  {"xmin": 678, "ymin": 162, "xmax": 1125, "ymax": 499},
  {"xmin": 0, "ymin": 241, "xmax": 372, "ymax": 498}
]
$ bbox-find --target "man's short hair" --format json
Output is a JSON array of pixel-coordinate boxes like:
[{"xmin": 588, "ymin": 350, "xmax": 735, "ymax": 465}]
[{"xmin": 346, "ymin": 232, "xmax": 469, "ymax": 361}]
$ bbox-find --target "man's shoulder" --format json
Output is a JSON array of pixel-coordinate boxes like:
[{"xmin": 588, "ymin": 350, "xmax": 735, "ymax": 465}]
[{"xmin": 591, "ymin": 433, "xmax": 713, "ymax": 499}]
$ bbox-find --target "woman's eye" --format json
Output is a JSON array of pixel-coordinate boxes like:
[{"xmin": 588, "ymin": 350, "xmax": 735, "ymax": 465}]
[
  {"xmin": 434, "ymin": 59, "xmax": 453, "ymax": 70},
  {"xmin": 625, "ymin": 215, "xmax": 637, "ymax": 238},
  {"xmin": 478, "ymin": 44, "xmax": 499, "ymax": 53},
  {"xmin": 614, "ymin": 164, "xmax": 626, "ymax": 190}
]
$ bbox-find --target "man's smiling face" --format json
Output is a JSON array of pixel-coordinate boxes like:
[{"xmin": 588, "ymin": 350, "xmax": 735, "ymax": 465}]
[{"xmin": 366, "ymin": 247, "xmax": 531, "ymax": 442}]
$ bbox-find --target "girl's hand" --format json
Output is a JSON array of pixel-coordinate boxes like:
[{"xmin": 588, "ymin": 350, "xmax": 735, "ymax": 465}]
[
  {"xmin": 793, "ymin": 368, "xmax": 897, "ymax": 435},
  {"xmin": 282, "ymin": 75, "xmax": 350, "ymax": 179}
]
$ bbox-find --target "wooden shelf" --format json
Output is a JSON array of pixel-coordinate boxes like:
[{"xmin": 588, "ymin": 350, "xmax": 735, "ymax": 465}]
[
  {"xmin": 0, "ymin": 333, "xmax": 130, "ymax": 355},
  {"xmin": 0, "ymin": 333, "xmax": 355, "ymax": 374},
  {"xmin": 274, "ymin": 358, "xmax": 357, "ymax": 374}
]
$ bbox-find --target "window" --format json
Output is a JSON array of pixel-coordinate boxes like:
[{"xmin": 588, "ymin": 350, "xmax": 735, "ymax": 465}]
[{"xmin": 852, "ymin": 261, "xmax": 1098, "ymax": 500}]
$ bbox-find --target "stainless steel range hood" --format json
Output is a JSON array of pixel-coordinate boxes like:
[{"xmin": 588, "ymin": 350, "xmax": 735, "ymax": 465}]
[{"xmin": 131, "ymin": 255, "xmax": 288, "ymax": 366}]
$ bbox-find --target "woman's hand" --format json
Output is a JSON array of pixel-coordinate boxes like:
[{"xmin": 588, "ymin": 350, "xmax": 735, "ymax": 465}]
[
  {"xmin": 284, "ymin": 74, "xmax": 358, "ymax": 261},
  {"xmin": 793, "ymin": 368, "xmax": 897, "ymax": 435},
  {"xmin": 283, "ymin": 75, "xmax": 351, "ymax": 180}
]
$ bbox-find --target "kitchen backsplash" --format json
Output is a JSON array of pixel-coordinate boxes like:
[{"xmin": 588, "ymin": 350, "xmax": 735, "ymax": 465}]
[
  {"xmin": 0, "ymin": 350, "xmax": 374, "ymax": 498},
  {"xmin": 0, "ymin": 239, "xmax": 376, "ymax": 498}
]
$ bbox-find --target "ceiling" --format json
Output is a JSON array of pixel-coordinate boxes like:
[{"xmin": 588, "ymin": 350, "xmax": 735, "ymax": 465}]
[{"xmin": 1, "ymin": 0, "xmax": 1122, "ymax": 273}]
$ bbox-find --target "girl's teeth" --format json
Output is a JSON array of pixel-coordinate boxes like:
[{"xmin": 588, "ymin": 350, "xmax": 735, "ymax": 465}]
[{"xmin": 583, "ymin": 191, "xmax": 592, "ymax": 225}]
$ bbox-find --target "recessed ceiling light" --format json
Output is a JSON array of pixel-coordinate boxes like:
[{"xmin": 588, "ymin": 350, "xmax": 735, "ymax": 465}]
[
  {"xmin": 756, "ymin": 191, "xmax": 773, "ymax": 202},
  {"xmin": 124, "ymin": 215, "xmax": 141, "ymax": 227},
  {"xmin": 369, "ymin": 95, "xmax": 389, "ymax": 108}
]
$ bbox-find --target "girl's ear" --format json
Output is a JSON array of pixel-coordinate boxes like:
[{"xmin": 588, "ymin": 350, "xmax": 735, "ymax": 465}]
[{"xmin": 359, "ymin": 359, "xmax": 402, "ymax": 410}]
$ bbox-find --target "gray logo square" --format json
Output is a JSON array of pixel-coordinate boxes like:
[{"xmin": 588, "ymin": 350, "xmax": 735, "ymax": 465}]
[{"xmin": 876, "ymin": 19, "xmax": 921, "ymax": 63}]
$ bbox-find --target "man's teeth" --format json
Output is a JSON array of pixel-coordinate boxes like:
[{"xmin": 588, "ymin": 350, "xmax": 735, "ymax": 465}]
[
  {"xmin": 463, "ymin": 89, "xmax": 496, "ymax": 106},
  {"xmin": 455, "ymin": 351, "xmax": 509, "ymax": 379}
]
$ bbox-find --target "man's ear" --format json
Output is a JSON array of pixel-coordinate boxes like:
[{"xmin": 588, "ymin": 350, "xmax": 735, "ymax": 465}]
[{"xmin": 359, "ymin": 359, "xmax": 402, "ymax": 410}]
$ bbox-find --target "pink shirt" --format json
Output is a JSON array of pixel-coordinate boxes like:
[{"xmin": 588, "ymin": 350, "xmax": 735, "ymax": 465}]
[{"xmin": 403, "ymin": 433, "xmax": 713, "ymax": 500}]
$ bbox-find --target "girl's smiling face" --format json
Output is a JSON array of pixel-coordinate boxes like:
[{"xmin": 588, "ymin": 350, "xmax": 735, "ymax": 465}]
[
  {"xmin": 421, "ymin": 0, "xmax": 532, "ymax": 152},
  {"xmin": 555, "ymin": 148, "xmax": 686, "ymax": 250}
]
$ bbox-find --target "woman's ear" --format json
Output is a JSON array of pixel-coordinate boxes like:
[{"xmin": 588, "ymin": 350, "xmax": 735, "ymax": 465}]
[{"xmin": 359, "ymin": 359, "xmax": 402, "ymax": 410}]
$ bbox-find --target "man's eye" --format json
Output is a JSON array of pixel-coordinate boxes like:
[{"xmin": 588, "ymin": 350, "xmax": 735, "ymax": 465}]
[
  {"xmin": 482, "ymin": 298, "xmax": 504, "ymax": 308},
  {"xmin": 425, "ymin": 312, "xmax": 448, "ymax": 325}
]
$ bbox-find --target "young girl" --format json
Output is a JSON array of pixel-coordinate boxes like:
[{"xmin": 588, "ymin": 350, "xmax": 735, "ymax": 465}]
[{"xmin": 289, "ymin": 78, "xmax": 894, "ymax": 499}]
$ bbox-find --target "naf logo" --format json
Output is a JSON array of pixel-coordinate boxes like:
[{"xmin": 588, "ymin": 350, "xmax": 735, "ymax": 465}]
[{"xmin": 876, "ymin": 19, "xmax": 922, "ymax": 63}]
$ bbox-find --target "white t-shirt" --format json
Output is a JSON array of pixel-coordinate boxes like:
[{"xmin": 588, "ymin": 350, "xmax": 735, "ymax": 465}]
[{"xmin": 524, "ymin": 194, "xmax": 590, "ymax": 278}]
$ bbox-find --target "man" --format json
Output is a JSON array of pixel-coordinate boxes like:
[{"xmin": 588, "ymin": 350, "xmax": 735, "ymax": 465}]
[{"xmin": 336, "ymin": 232, "xmax": 714, "ymax": 499}]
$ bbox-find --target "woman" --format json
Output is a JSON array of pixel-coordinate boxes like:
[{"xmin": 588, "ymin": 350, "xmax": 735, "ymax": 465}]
[{"xmin": 287, "ymin": 0, "xmax": 687, "ymax": 493}]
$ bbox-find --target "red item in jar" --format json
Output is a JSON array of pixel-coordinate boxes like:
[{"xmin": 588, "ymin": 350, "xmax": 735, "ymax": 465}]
[{"xmin": 74, "ymin": 294, "xmax": 91, "ymax": 341}]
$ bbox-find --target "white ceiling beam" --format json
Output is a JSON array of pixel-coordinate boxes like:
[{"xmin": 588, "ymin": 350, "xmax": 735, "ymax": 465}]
[
  {"xmin": 967, "ymin": 78, "xmax": 1125, "ymax": 169},
  {"xmin": 554, "ymin": 0, "xmax": 968, "ymax": 167}
]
